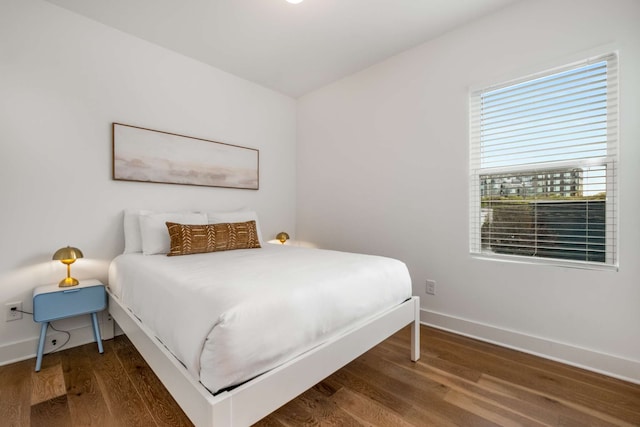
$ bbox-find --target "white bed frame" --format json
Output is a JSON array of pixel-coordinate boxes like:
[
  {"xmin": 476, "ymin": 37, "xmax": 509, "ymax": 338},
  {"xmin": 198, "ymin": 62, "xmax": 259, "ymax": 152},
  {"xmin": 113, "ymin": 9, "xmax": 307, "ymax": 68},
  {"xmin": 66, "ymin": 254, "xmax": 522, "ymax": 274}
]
[{"xmin": 107, "ymin": 289, "xmax": 420, "ymax": 426}]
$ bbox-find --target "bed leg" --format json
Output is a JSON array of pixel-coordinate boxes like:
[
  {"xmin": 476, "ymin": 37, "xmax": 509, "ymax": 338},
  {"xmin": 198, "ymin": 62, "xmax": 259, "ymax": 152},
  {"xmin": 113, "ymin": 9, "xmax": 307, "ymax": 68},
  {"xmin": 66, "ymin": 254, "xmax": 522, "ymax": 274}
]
[{"xmin": 410, "ymin": 297, "xmax": 420, "ymax": 362}]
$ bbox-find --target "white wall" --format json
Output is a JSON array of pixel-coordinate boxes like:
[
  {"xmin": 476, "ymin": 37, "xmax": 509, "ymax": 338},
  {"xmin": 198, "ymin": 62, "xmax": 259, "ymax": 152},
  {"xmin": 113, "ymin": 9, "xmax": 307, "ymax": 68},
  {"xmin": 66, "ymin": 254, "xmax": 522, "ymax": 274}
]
[
  {"xmin": 0, "ymin": 0, "xmax": 296, "ymax": 363},
  {"xmin": 297, "ymin": 0, "xmax": 640, "ymax": 382}
]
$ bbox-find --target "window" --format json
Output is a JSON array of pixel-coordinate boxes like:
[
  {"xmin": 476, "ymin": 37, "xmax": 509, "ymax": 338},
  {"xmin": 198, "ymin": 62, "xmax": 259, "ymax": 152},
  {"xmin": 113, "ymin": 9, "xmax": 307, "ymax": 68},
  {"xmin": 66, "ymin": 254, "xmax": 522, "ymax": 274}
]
[{"xmin": 470, "ymin": 53, "xmax": 618, "ymax": 268}]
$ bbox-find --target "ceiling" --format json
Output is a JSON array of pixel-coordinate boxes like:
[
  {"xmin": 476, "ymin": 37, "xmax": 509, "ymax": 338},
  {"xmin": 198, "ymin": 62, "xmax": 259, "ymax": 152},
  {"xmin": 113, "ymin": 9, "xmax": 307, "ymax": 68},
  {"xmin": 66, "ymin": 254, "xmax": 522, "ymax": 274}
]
[{"xmin": 45, "ymin": 0, "xmax": 519, "ymax": 98}]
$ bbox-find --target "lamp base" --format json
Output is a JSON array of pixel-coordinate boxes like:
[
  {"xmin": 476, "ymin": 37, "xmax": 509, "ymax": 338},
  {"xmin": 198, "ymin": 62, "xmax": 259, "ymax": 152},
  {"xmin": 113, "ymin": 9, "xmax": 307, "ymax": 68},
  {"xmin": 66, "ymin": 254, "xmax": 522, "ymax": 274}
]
[{"xmin": 59, "ymin": 277, "xmax": 79, "ymax": 287}]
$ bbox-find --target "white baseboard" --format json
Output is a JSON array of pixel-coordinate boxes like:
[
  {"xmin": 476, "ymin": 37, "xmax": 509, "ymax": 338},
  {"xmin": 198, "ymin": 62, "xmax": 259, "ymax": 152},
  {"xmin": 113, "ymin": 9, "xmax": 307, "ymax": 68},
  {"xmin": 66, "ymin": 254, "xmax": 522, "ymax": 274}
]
[
  {"xmin": 3, "ymin": 308, "xmax": 636, "ymax": 386},
  {"xmin": 0, "ymin": 311, "xmax": 114, "ymax": 367},
  {"xmin": 421, "ymin": 309, "xmax": 640, "ymax": 385}
]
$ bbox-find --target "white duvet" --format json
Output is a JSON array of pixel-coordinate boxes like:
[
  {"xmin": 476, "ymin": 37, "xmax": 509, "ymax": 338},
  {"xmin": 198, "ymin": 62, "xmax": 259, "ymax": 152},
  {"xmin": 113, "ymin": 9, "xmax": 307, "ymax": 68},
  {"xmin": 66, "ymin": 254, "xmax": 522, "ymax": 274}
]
[{"xmin": 108, "ymin": 245, "xmax": 411, "ymax": 394}]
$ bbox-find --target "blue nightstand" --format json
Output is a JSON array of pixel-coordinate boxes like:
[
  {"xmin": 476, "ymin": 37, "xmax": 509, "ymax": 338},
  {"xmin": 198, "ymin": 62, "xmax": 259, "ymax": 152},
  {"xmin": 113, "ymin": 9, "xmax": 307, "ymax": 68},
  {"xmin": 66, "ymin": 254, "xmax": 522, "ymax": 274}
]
[{"xmin": 33, "ymin": 279, "xmax": 107, "ymax": 371}]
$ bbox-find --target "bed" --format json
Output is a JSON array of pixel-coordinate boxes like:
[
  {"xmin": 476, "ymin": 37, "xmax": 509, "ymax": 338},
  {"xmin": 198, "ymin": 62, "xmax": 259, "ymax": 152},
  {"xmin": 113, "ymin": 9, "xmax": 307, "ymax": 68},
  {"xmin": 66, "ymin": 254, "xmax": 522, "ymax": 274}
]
[{"xmin": 107, "ymin": 210, "xmax": 420, "ymax": 426}]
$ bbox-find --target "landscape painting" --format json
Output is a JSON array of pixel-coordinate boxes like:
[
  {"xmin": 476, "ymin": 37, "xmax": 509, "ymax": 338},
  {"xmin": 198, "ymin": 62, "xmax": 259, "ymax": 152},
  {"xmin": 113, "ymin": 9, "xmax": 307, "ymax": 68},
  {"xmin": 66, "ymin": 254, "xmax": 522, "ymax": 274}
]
[{"xmin": 112, "ymin": 123, "xmax": 259, "ymax": 190}]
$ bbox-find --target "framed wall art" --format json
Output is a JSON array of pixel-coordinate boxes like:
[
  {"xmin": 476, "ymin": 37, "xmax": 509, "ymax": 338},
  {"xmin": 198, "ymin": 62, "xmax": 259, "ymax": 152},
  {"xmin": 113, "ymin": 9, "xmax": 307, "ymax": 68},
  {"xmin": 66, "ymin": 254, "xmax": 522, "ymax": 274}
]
[{"xmin": 112, "ymin": 123, "xmax": 259, "ymax": 190}]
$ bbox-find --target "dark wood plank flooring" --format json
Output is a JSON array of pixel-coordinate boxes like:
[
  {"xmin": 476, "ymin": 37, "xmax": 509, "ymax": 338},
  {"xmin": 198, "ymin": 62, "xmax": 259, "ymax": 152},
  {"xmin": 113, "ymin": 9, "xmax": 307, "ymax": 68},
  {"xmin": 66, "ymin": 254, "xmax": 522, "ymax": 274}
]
[{"xmin": 1, "ymin": 325, "xmax": 638, "ymax": 426}]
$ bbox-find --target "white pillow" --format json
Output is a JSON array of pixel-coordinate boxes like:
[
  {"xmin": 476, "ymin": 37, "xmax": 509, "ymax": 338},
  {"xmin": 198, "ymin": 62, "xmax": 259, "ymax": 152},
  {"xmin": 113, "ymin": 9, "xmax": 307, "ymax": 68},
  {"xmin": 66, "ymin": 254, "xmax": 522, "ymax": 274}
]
[
  {"xmin": 123, "ymin": 209, "xmax": 152, "ymax": 254},
  {"xmin": 139, "ymin": 212, "xmax": 207, "ymax": 255},
  {"xmin": 206, "ymin": 210, "xmax": 265, "ymax": 246}
]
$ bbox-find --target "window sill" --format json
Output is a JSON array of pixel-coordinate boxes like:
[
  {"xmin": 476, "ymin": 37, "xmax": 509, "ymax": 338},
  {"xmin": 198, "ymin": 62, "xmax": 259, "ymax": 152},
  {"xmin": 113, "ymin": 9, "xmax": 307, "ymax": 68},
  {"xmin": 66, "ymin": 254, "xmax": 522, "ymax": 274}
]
[{"xmin": 470, "ymin": 252, "xmax": 618, "ymax": 272}]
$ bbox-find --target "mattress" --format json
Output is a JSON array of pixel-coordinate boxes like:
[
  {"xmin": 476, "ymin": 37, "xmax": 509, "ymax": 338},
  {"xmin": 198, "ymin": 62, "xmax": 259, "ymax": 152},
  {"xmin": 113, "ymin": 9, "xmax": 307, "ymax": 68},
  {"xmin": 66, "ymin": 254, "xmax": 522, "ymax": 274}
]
[{"xmin": 108, "ymin": 244, "xmax": 411, "ymax": 394}]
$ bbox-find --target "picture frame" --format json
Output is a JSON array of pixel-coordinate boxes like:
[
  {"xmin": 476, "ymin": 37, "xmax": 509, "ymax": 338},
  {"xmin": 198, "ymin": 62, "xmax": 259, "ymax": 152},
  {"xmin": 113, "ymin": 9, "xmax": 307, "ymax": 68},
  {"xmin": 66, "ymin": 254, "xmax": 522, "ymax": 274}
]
[{"xmin": 112, "ymin": 123, "xmax": 259, "ymax": 190}]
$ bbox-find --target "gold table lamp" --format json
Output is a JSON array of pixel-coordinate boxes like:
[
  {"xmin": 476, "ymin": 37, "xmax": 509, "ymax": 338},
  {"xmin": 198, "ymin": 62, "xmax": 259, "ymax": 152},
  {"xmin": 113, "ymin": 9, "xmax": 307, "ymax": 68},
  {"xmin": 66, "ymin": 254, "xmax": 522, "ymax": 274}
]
[
  {"xmin": 52, "ymin": 246, "xmax": 83, "ymax": 287},
  {"xmin": 276, "ymin": 232, "xmax": 290, "ymax": 244}
]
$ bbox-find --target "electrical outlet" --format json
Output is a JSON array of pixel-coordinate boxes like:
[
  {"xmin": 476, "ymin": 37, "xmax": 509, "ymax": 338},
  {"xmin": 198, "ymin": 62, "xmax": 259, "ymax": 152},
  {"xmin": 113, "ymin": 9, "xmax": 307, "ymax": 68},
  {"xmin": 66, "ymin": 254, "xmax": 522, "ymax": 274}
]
[
  {"xmin": 426, "ymin": 280, "xmax": 436, "ymax": 296},
  {"xmin": 6, "ymin": 301, "xmax": 23, "ymax": 321},
  {"xmin": 44, "ymin": 332, "xmax": 66, "ymax": 353}
]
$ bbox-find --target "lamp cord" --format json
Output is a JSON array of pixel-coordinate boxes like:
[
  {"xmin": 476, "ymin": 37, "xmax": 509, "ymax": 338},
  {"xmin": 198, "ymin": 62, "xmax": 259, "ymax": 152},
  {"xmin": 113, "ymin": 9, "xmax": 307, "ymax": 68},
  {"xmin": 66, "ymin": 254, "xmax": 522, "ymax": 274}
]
[{"xmin": 12, "ymin": 309, "xmax": 72, "ymax": 354}]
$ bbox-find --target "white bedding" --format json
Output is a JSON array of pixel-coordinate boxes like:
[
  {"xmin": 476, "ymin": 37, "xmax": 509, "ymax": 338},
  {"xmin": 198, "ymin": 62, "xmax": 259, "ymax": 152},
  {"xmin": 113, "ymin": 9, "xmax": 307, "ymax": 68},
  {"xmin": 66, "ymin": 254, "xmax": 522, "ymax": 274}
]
[{"xmin": 108, "ymin": 244, "xmax": 411, "ymax": 394}]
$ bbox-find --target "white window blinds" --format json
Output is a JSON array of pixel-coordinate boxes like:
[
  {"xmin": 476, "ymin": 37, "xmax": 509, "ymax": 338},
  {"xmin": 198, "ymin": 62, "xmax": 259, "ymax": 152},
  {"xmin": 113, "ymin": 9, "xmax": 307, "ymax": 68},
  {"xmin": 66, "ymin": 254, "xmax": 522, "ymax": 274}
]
[{"xmin": 469, "ymin": 53, "xmax": 618, "ymax": 268}]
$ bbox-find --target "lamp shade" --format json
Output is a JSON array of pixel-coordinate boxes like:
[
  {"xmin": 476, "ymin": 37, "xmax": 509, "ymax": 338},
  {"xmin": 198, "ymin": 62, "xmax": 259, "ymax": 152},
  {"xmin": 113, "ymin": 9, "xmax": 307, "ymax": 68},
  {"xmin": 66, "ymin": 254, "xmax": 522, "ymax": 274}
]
[{"xmin": 52, "ymin": 246, "xmax": 84, "ymax": 261}]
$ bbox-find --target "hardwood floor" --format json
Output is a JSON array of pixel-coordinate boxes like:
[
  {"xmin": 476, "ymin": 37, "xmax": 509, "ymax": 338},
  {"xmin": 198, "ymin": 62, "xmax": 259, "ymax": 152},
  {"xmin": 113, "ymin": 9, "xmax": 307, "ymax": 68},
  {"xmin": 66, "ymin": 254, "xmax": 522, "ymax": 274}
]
[{"xmin": 1, "ymin": 325, "xmax": 638, "ymax": 426}]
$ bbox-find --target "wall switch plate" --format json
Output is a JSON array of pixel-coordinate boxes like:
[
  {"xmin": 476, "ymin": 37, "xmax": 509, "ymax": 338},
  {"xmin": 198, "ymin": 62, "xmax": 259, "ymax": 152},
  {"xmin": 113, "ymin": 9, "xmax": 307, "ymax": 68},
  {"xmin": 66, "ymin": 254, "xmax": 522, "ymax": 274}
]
[
  {"xmin": 426, "ymin": 280, "xmax": 436, "ymax": 295},
  {"xmin": 6, "ymin": 301, "xmax": 23, "ymax": 321}
]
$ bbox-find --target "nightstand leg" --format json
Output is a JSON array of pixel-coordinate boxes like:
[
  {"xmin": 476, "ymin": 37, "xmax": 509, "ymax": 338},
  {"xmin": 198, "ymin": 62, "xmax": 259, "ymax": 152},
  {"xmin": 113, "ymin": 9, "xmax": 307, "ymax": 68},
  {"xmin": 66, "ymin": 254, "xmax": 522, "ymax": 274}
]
[
  {"xmin": 35, "ymin": 322, "xmax": 48, "ymax": 372},
  {"xmin": 91, "ymin": 312, "xmax": 104, "ymax": 354}
]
